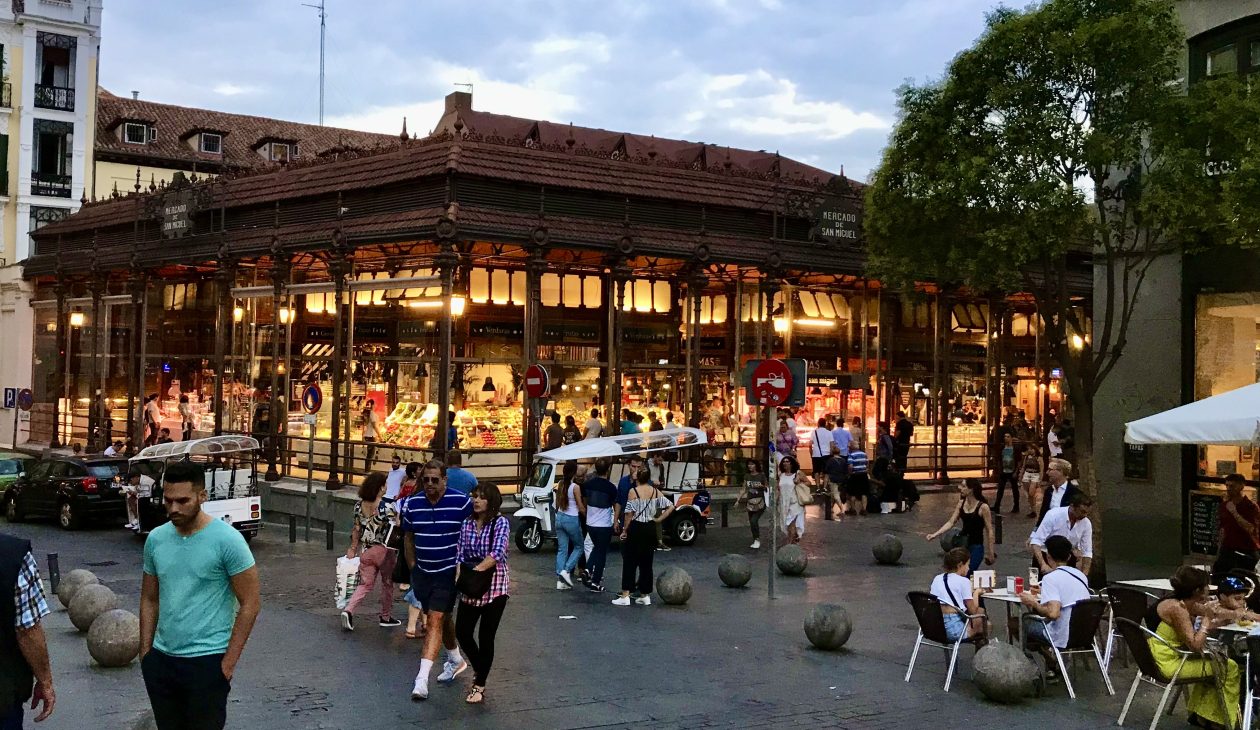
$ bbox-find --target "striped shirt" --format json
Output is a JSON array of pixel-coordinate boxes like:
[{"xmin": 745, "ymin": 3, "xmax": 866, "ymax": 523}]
[
  {"xmin": 847, "ymin": 450, "xmax": 868, "ymax": 474},
  {"xmin": 455, "ymin": 515, "xmax": 510, "ymax": 607},
  {"xmin": 400, "ymin": 489, "xmax": 472, "ymax": 574},
  {"xmin": 15, "ymin": 551, "xmax": 50, "ymax": 630}
]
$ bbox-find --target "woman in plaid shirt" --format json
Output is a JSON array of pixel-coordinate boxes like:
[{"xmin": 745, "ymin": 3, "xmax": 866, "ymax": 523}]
[{"xmin": 454, "ymin": 484, "xmax": 510, "ymax": 704}]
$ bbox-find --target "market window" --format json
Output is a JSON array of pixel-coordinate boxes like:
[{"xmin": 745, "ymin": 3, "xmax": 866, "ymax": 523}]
[
  {"xmin": 582, "ymin": 276, "xmax": 601, "ymax": 308},
  {"xmin": 470, "ymin": 268, "xmax": 490, "ymax": 303},
  {"xmin": 489, "ymin": 269, "xmax": 510, "ymax": 305},
  {"xmin": 124, "ymin": 123, "xmax": 149, "ymax": 145},
  {"xmin": 562, "ymin": 275, "xmax": 582, "ymax": 308},
  {"xmin": 540, "ymin": 273, "xmax": 561, "ymax": 307},
  {"xmin": 1195, "ymin": 292, "xmax": 1260, "ymax": 480},
  {"xmin": 162, "ymin": 283, "xmax": 198, "ymax": 311},
  {"xmin": 200, "ymin": 133, "xmax": 222, "ymax": 154}
]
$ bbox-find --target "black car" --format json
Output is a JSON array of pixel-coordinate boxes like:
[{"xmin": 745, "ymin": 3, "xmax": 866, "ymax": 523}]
[{"xmin": 3, "ymin": 457, "xmax": 128, "ymax": 530}]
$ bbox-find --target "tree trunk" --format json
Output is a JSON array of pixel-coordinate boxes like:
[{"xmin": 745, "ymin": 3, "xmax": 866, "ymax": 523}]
[{"xmin": 1068, "ymin": 394, "xmax": 1104, "ymax": 584}]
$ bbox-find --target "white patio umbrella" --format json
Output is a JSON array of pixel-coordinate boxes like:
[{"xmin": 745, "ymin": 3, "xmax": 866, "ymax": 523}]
[{"xmin": 1124, "ymin": 382, "xmax": 1260, "ymax": 445}]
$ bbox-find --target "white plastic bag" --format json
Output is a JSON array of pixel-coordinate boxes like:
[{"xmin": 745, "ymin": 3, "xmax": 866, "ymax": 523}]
[
  {"xmin": 335, "ymin": 556, "xmax": 361, "ymax": 610},
  {"xmin": 583, "ymin": 534, "xmax": 594, "ymax": 561}
]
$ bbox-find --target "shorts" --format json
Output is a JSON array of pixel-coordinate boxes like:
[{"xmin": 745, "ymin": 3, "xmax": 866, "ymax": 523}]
[
  {"xmin": 410, "ymin": 567, "xmax": 457, "ymax": 614},
  {"xmin": 811, "ymin": 455, "xmax": 831, "ymax": 476},
  {"xmin": 943, "ymin": 612, "xmax": 967, "ymax": 641},
  {"xmin": 847, "ymin": 472, "xmax": 870, "ymax": 498}
]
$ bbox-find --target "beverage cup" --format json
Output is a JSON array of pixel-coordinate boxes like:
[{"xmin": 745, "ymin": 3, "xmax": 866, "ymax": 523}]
[
  {"xmin": 1015, "ymin": 577, "xmax": 1024, "ymax": 594},
  {"xmin": 1006, "ymin": 576, "xmax": 1016, "ymax": 593}
]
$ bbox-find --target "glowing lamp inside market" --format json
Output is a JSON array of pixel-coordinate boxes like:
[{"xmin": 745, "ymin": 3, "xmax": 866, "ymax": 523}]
[
  {"xmin": 45, "ymin": 322, "xmax": 56, "ymax": 332},
  {"xmin": 1070, "ymin": 334, "xmax": 1084, "ymax": 350},
  {"xmin": 279, "ymin": 307, "xmax": 293, "ymax": 325},
  {"xmin": 233, "ymin": 306, "xmax": 245, "ymax": 323},
  {"xmin": 68, "ymin": 311, "xmax": 85, "ymax": 327},
  {"xmin": 794, "ymin": 318, "xmax": 836, "ymax": 329},
  {"xmin": 277, "ymin": 362, "xmax": 286, "ymax": 375},
  {"xmin": 574, "ymin": 385, "xmax": 582, "ymax": 392},
  {"xmin": 1039, "ymin": 382, "xmax": 1048, "ymax": 390},
  {"xmin": 561, "ymin": 383, "xmax": 569, "ymax": 391},
  {"xmin": 406, "ymin": 297, "xmax": 466, "ymax": 315},
  {"xmin": 773, "ymin": 318, "xmax": 788, "ymax": 332}
]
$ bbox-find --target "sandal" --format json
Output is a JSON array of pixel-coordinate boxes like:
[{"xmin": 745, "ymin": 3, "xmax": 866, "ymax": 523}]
[
  {"xmin": 405, "ymin": 630, "xmax": 422, "ymax": 639},
  {"xmin": 466, "ymin": 686, "xmax": 485, "ymax": 704}
]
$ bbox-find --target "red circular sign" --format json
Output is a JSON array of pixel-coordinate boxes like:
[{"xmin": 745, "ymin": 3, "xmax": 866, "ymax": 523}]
[
  {"xmin": 524, "ymin": 364, "xmax": 550, "ymax": 399},
  {"xmin": 751, "ymin": 359, "xmax": 792, "ymax": 406}
]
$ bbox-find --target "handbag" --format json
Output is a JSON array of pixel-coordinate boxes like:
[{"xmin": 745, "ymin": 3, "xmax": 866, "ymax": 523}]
[
  {"xmin": 794, "ymin": 476, "xmax": 814, "ymax": 506},
  {"xmin": 456, "ymin": 518, "xmax": 500, "ymax": 599}
]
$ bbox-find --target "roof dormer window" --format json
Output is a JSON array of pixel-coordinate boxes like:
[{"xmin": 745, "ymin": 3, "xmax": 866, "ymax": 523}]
[
  {"xmin": 124, "ymin": 122, "xmax": 154, "ymax": 145},
  {"xmin": 269, "ymin": 142, "xmax": 293, "ymax": 162},
  {"xmin": 200, "ymin": 132, "xmax": 222, "ymax": 154}
]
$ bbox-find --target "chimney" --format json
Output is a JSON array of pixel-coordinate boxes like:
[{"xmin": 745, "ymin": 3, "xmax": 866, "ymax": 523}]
[
  {"xmin": 131, "ymin": 90, "xmax": 139, "ymax": 100},
  {"xmin": 445, "ymin": 90, "xmax": 472, "ymax": 115}
]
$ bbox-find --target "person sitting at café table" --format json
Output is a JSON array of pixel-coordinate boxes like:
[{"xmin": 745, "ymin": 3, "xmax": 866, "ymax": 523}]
[
  {"xmin": 1018, "ymin": 535, "xmax": 1093, "ymax": 678},
  {"xmin": 1206, "ymin": 574, "xmax": 1260, "ymax": 626},
  {"xmin": 1145, "ymin": 565, "xmax": 1240, "ymax": 730},
  {"xmin": 1029, "ymin": 493, "xmax": 1093, "ymax": 576},
  {"xmin": 931, "ymin": 547, "xmax": 988, "ymax": 644}
]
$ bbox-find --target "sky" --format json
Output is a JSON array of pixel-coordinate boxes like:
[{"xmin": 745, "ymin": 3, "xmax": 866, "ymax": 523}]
[{"xmin": 97, "ymin": 0, "xmax": 1006, "ymax": 181}]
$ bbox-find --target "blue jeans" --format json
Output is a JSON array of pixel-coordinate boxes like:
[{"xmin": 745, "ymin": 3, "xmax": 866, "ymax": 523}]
[
  {"xmin": 967, "ymin": 544, "xmax": 985, "ymax": 576},
  {"xmin": 586, "ymin": 526, "xmax": 613, "ymax": 586},
  {"xmin": 1, "ymin": 703, "xmax": 22, "ymax": 730},
  {"xmin": 555, "ymin": 512, "xmax": 583, "ymax": 575}
]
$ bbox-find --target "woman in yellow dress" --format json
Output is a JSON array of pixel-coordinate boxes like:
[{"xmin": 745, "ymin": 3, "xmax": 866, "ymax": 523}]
[{"xmin": 1148, "ymin": 566, "xmax": 1240, "ymax": 729}]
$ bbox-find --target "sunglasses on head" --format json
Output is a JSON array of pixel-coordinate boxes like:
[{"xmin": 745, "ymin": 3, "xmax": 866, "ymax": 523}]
[{"xmin": 421, "ymin": 476, "xmax": 441, "ymax": 484}]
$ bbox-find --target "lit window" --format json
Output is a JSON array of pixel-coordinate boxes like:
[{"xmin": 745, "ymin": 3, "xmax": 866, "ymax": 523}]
[
  {"xmin": 816, "ymin": 293, "xmax": 836, "ymax": 319},
  {"xmin": 562, "ymin": 275, "xmax": 582, "ymax": 308},
  {"xmin": 510, "ymin": 271, "xmax": 526, "ymax": 305},
  {"xmin": 540, "ymin": 273, "xmax": 561, "ymax": 307},
  {"xmin": 200, "ymin": 133, "xmax": 222, "ymax": 154},
  {"xmin": 711, "ymin": 294, "xmax": 727, "ymax": 324},
  {"xmin": 470, "ymin": 268, "xmax": 490, "ymax": 303},
  {"xmin": 270, "ymin": 142, "xmax": 291, "ymax": 162},
  {"xmin": 582, "ymin": 276, "xmax": 601, "ymax": 308},
  {"xmin": 653, "ymin": 281, "xmax": 671, "ymax": 313},
  {"xmin": 490, "ymin": 270, "xmax": 510, "ymax": 305},
  {"xmin": 633, "ymin": 280, "xmax": 652, "ymax": 313},
  {"xmin": 798, "ymin": 291, "xmax": 821, "ymax": 318}
]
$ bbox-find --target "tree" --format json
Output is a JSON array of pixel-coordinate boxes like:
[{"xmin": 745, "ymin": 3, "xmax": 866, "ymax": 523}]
[{"xmin": 865, "ymin": 0, "xmax": 1254, "ymax": 575}]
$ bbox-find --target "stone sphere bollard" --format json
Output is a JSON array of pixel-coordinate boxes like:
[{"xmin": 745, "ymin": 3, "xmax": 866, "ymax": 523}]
[
  {"xmin": 804, "ymin": 603, "xmax": 853, "ymax": 650},
  {"xmin": 68, "ymin": 584, "xmax": 119, "ymax": 632},
  {"xmin": 656, "ymin": 566, "xmax": 693, "ymax": 605},
  {"xmin": 973, "ymin": 642, "xmax": 1039, "ymax": 703},
  {"xmin": 56, "ymin": 569, "xmax": 99, "ymax": 609},
  {"xmin": 87, "ymin": 609, "xmax": 140, "ymax": 667},
  {"xmin": 776, "ymin": 544, "xmax": 807, "ymax": 576},
  {"xmin": 718, "ymin": 554, "xmax": 752, "ymax": 588},
  {"xmin": 938, "ymin": 529, "xmax": 963, "ymax": 553},
  {"xmin": 872, "ymin": 534, "xmax": 903, "ymax": 565}
]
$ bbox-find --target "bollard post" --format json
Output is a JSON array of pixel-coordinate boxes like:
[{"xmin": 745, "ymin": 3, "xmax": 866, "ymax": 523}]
[
  {"xmin": 721, "ymin": 502, "xmax": 729, "ymax": 528},
  {"xmin": 47, "ymin": 553, "xmax": 60, "ymax": 594},
  {"xmin": 289, "ymin": 515, "xmax": 297, "ymax": 543},
  {"xmin": 823, "ymin": 491, "xmax": 833, "ymax": 521},
  {"xmin": 325, "ymin": 520, "xmax": 334, "ymax": 551}
]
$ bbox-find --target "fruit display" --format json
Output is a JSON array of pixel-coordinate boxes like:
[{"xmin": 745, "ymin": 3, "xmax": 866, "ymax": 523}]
[
  {"xmin": 382, "ymin": 401, "xmax": 438, "ymax": 447},
  {"xmin": 459, "ymin": 405, "xmax": 524, "ymax": 450}
]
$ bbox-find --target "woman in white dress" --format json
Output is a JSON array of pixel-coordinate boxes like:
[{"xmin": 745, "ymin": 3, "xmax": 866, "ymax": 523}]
[{"xmin": 778, "ymin": 456, "xmax": 806, "ymax": 544}]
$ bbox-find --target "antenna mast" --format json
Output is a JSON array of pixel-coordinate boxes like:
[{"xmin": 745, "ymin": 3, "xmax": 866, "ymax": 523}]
[{"xmin": 302, "ymin": 0, "xmax": 327, "ymax": 125}]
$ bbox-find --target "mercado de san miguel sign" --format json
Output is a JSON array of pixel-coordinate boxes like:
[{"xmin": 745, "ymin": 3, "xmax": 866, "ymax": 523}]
[{"xmin": 812, "ymin": 195, "xmax": 862, "ymax": 245}]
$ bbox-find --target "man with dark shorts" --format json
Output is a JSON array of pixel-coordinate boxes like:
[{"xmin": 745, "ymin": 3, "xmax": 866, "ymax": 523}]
[{"xmin": 401, "ymin": 460, "xmax": 472, "ymax": 700}]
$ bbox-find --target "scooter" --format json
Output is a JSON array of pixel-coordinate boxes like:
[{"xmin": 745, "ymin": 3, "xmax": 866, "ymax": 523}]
[{"xmin": 513, "ymin": 463, "xmax": 557, "ymax": 552}]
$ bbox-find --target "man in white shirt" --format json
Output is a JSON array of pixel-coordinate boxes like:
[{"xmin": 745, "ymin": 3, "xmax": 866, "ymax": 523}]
[
  {"xmin": 1047, "ymin": 424, "xmax": 1063, "ymax": 458},
  {"xmin": 1020, "ymin": 535, "xmax": 1092, "ymax": 652},
  {"xmin": 1037, "ymin": 458, "xmax": 1080, "ymax": 522},
  {"xmin": 1029, "ymin": 494, "xmax": 1094, "ymax": 575},
  {"xmin": 809, "ymin": 417, "xmax": 836, "ymax": 479},
  {"xmin": 583, "ymin": 408, "xmax": 603, "ymax": 440},
  {"xmin": 384, "ymin": 455, "xmax": 406, "ymax": 500}
]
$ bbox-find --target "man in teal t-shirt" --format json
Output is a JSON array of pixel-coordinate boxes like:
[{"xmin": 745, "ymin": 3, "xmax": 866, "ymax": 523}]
[{"xmin": 140, "ymin": 461, "xmax": 260, "ymax": 730}]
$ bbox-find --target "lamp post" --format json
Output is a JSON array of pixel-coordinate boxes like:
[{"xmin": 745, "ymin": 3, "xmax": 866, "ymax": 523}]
[{"xmin": 65, "ymin": 309, "xmax": 84, "ymax": 445}]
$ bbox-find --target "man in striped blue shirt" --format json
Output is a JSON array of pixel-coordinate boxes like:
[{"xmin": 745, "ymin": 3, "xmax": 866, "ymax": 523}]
[{"xmin": 401, "ymin": 459, "xmax": 472, "ymax": 701}]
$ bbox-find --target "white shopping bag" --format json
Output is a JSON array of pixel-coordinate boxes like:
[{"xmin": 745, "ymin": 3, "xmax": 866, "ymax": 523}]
[
  {"xmin": 583, "ymin": 534, "xmax": 594, "ymax": 561},
  {"xmin": 335, "ymin": 556, "xmax": 361, "ymax": 610}
]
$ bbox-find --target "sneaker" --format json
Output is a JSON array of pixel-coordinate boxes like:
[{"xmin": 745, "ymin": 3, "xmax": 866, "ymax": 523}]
[
  {"xmin": 611, "ymin": 595, "xmax": 632, "ymax": 606},
  {"xmin": 587, "ymin": 582, "xmax": 605, "ymax": 593},
  {"xmin": 559, "ymin": 570, "xmax": 574, "ymax": 587},
  {"xmin": 634, "ymin": 595, "xmax": 652, "ymax": 606},
  {"xmin": 378, "ymin": 617, "xmax": 402, "ymax": 627},
  {"xmin": 750, "ymin": 539, "xmax": 761, "ymax": 549},
  {"xmin": 556, "ymin": 580, "xmax": 571, "ymax": 591},
  {"xmin": 656, "ymin": 544, "xmax": 671, "ymax": 552},
  {"xmin": 437, "ymin": 660, "xmax": 468, "ymax": 683},
  {"xmin": 411, "ymin": 678, "xmax": 429, "ymax": 701},
  {"xmin": 340, "ymin": 611, "xmax": 353, "ymax": 631}
]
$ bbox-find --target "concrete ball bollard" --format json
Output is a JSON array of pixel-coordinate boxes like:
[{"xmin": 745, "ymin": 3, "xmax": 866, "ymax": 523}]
[
  {"xmin": 872, "ymin": 534, "xmax": 903, "ymax": 565},
  {"xmin": 973, "ymin": 642, "xmax": 1039, "ymax": 703},
  {"xmin": 56, "ymin": 569, "xmax": 99, "ymax": 609},
  {"xmin": 68, "ymin": 584, "xmax": 119, "ymax": 632},
  {"xmin": 804, "ymin": 603, "xmax": 853, "ymax": 650},
  {"xmin": 656, "ymin": 566, "xmax": 693, "ymax": 605},
  {"xmin": 87, "ymin": 609, "xmax": 140, "ymax": 667},
  {"xmin": 718, "ymin": 554, "xmax": 752, "ymax": 588},
  {"xmin": 776, "ymin": 544, "xmax": 807, "ymax": 576}
]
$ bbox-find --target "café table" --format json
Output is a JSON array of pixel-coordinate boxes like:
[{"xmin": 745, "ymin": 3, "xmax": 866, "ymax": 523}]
[{"xmin": 980, "ymin": 588, "xmax": 1033, "ymax": 648}]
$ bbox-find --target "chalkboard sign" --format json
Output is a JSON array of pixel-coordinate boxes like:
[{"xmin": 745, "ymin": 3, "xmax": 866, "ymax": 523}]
[
  {"xmin": 1189, "ymin": 490, "xmax": 1221, "ymax": 556},
  {"xmin": 1123, "ymin": 443, "xmax": 1150, "ymax": 480}
]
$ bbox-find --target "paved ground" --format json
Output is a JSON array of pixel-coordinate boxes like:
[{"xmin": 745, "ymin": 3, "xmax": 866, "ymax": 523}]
[{"xmin": 2, "ymin": 491, "xmax": 1185, "ymax": 729}]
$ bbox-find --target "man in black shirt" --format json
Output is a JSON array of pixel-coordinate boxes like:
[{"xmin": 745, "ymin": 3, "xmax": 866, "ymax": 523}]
[
  {"xmin": 580, "ymin": 458, "xmax": 620, "ymax": 592},
  {"xmin": 894, "ymin": 412, "xmax": 914, "ymax": 473}
]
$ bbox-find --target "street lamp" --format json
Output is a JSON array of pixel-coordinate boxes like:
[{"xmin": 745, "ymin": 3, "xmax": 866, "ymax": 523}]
[{"xmin": 64, "ymin": 310, "xmax": 85, "ymax": 444}]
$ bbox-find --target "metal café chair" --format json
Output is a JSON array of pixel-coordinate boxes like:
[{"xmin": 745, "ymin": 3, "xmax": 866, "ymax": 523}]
[
  {"xmin": 1103, "ymin": 585, "xmax": 1160, "ymax": 671},
  {"xmin": 1114, "ymin": 617, "xmax": 1221, "ymax": 730},
  {"xmin": 904, "ymin": 591, "xmax": 986, "ymax": 692},
  {"xmin": 1025, "ymin": 597, "xmax": 1115, "ymax": 699}
]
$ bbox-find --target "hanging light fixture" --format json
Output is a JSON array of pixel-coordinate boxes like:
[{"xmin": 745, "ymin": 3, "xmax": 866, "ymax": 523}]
[{"xmin": 415, "ymin": 363, "xmax": 429, "ymax": 378}]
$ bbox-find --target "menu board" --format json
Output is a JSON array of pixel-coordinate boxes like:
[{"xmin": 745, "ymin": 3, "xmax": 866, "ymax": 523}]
[
  {"xmin": 1123, "ymin": 443, "xmax": 1150, "ymax": 480},
  {"xmin": 1189, "ymin": 490, "xmax": 1221, "ymax": 556}
]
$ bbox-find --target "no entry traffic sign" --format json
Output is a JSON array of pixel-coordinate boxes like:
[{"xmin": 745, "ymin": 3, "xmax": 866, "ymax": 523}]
[
  {"xmin": 524, "ymin": 364, "xmax": 550, "ymax": 399},
  {"xmin": 16, "ymin": 388, "xmax": 33, "ymax": 412},
  {"xmin": 300, "ymin": 384, "xmax": 323, "ymax": 414},
  {"xmin": 750, "ymin": 359, "xmax": 793, "ymax": 406}
]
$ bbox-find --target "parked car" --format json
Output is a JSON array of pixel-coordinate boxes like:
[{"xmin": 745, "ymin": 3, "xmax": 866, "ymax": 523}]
[
  {"xmin": 2, "ymin": 456, "xmax": 128, "ymax": 530},
  {"xmin": 0, "ymin": 452, "xmax": 36, "ymax": 496}
]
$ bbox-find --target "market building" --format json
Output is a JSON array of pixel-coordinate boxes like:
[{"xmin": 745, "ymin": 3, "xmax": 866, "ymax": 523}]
[
  {"xmin": 1097, "ymin": 0, "xmax": 1260, "ymax": 576},
  {"xmin": 0, "ymin": 0, "xmax": 101, "ymax": 445},
  {"xmin": 23, "ymin": 89, "xmax": 1082, "ymax": 488}
]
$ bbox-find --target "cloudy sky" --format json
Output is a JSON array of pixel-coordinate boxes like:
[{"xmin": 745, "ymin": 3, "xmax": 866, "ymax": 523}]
[{"xmin": 98, "ymin": 0, "xmax": 1003, "ymax": 180}]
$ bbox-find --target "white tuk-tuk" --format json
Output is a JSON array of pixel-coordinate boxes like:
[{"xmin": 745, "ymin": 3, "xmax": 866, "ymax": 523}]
[
  {"xmin": 132, "ymin": 435, "xmax": 263, "ymax": 541},
  {"xmin": 513, "ymin": 427, "xmax": 710, "ymax": 552}
]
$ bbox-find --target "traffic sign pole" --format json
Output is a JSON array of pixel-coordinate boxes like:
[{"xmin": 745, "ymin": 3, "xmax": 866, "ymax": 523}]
[
  {"xmin": 768, "ymin": 406, "xmax": 778, "ymax": 601},
  {"xmin": 10, "ymin": 405, "xmax": 17, "ymax": 450},
  {"xmin": 300, "ymin": 385, "xmax": 323, "ymax": 543}
]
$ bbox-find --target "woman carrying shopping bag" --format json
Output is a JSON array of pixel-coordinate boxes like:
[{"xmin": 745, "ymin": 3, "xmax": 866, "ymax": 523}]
[{"xmin": 340, "ymin": 472, "xmax": 401, "ymax": 630}]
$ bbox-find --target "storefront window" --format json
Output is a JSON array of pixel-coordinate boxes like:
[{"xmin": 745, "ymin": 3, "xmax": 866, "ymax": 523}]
[{"xmin": 1195, "ymin": 292, "xmax": 1260, "ymax": 480}]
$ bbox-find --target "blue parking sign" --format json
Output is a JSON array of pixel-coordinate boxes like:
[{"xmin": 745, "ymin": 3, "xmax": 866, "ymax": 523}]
[{"xmin": 2, "ymin": 388, "xmax": 15, "ymax": 410}]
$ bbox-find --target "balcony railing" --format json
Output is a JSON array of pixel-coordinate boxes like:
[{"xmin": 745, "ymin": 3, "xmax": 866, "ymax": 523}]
[
  {"xmin": 31, "ymin": 171, "xmax": 70, "ymax": 198},
  {"xmin": 0, "ymin": 83, "xmax": 11, "ymax": 109},
  {"xmin": 33, "ymin": 84, "xmax": 73, "ymax": 112}
]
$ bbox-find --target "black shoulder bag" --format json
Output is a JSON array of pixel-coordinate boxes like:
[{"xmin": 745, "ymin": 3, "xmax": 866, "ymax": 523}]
[{"xmin": 456, "ymin": 519, "xmax": 500, "ymax": 600}]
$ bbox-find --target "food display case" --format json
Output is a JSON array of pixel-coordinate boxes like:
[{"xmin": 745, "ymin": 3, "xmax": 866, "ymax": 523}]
[
  {"xmin": 459, "ymin": 405, "xmax": 523, "ymax": 449},
  {"xmin": 382, "ymin": 401, "xmax": 438, "ymax": 447}
]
